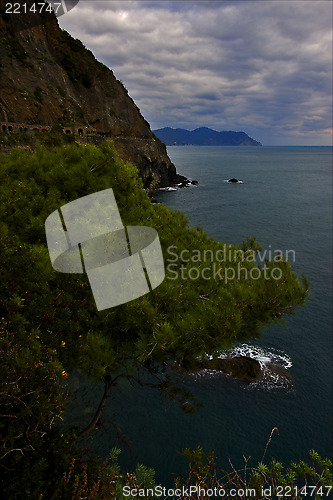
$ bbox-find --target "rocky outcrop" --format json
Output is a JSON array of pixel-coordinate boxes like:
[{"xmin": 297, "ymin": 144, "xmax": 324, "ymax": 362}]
[
  {"xmin": 217, "ymin": 356, "xmax": 261, "ymax": 381},
  {"xmin": 0, "ymin": 0, "xmax": 182, "ymax": 188},
  {"xmin": 193, "ymin": 356, "xmax": 293, "ymax": 385},
  {"xmin": 110, "ymin": 136, "xmax": 187, "ymax": 188},
  {"xmin": 197, "ymin": 356, "xmax": 262, "ymax": 382},
  {"xmin": 265, "ymin": 362, "xmax": 293, "ymax": 384}
]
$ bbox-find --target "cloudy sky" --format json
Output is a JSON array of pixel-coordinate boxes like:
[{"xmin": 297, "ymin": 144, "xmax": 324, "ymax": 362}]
[{"xmin": 58, "ymin": 0, "xmax": 332, "ymax": 145}]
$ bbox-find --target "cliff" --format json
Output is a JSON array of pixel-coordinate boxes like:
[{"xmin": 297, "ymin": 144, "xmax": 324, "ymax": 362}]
[
  {"xmin": 153, "ymin": 127, "xmax": 262, "ymax": 146},
  {"xmin": 0, "ymin": 0, "xmax": 182, "ymax": 188}
]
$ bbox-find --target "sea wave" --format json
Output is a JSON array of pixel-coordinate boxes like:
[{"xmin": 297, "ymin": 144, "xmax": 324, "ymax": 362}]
[
  {"xmin": 218, "ymin": 343, "xmax": 292, "ymax": 370},
  {"xmin": 158, "ymin": 186, "xmax": 178, "ymax": 191}
]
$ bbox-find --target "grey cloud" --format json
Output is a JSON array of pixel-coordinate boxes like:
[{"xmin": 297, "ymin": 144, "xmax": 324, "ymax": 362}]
[{"xmin": 59, "ymin": 0, "xmax": 332, "ymax": 145}]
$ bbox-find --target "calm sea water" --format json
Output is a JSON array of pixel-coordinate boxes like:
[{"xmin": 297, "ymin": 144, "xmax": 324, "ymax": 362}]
[{"xmin": 67, "ymin": 146, "xmax": 332, "ymax": 484}]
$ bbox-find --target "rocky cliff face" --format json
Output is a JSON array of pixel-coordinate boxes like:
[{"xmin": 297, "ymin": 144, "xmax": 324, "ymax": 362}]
[{"xmin": 0, "ymin": 0, "xmax": 182, "ymax": 188}]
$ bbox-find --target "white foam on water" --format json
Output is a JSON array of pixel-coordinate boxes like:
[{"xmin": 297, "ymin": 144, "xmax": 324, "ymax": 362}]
[
  {"xmin": 158, "ymin": 186, "xmax": 178, "ymax": 191},
  {"xmin": 218, "ymin": 343, "xmax": 292, "ymax": 370},
  {"xmin": 193, "ymin": 344, "xmax": 294, "ymax": 391},
  {"xmin": 189, "ymin": 343, "xmax": 294, "ymax": 390}
]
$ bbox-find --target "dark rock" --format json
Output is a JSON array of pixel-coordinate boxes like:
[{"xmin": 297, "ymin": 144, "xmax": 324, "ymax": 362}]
[
  {"xmin": 194, "ymin": 356, "xmax": 262, "ymax": 382},
  {"xmin": 178, "ymin": 180, "xmax": 190, "ymax": 188},
  {"xmin": 228, "ymin": 178, "xmax": 239, "ymax": 183},
  {"xmin": 191, "ymin": 180, "xmax": 199, "ymax": 185},
  {"xmin": 181, "ymin": 355, "xmax": 293, "ymax": 387},
  {"xmin": 216, "ymin": 356, "xmax": 262, "ymax": 381},
  {"xmin": 266, "ymin": 362, "xmax": 293, "ymax": 384}
]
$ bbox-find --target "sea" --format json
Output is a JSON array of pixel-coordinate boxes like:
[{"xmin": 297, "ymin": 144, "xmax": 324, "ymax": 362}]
[{"xmin": 67, "ymin": 146, "xmax": 332, "ymax": 485}]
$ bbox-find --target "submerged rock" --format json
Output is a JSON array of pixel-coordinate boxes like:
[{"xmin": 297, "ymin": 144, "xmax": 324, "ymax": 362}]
[
  {"xmin": 177, "ymin": 179, "xmax": 199, "ymax": 188},
  {"xmin": 192, "ymin": 355, "xmax": 261, "ymax": 381},
  {"xmin": 192, "ymin": 356, "xmax": 293, "ymax": 385},
  {"xmin": 215, "ymin": 356, "xmax": 262, "ymax": 381},
  {"xmin": 265, "ymin": 362, "xmax": 293, "ymax": 384}
]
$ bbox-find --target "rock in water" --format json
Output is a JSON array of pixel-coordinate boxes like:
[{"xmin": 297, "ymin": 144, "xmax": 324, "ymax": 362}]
[
  {"xmin": 184, "ymin": 355, "xmax": 293, "ymax": 387},
  {"xmin": 216, "ymin": 356, "xmax": 262, "ymax": 381},
  {"xmin": 265, "ymin": 362, "xmax": 293, "ymax": 384}
]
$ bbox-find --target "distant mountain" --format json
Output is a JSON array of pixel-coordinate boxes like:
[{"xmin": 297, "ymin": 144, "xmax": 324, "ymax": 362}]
[{"xmin": 153, "ymin": 127, "xmax": 262, "ymax": 146}]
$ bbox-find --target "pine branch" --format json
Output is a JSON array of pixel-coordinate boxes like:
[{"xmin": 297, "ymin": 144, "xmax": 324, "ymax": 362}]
[{"xmin": 76, "ymin": 377, "xmax": 112, "ymax": 440}]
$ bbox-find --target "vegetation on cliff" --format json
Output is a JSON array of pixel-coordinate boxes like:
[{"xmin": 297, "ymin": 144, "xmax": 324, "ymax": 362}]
[
  {"xmin": 0, "ymin": 140, "xmax": 316, "ymax": 497},
  {"xmin": 0, "ymin": 0, "xmax": 178, "ymax": 188}
]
